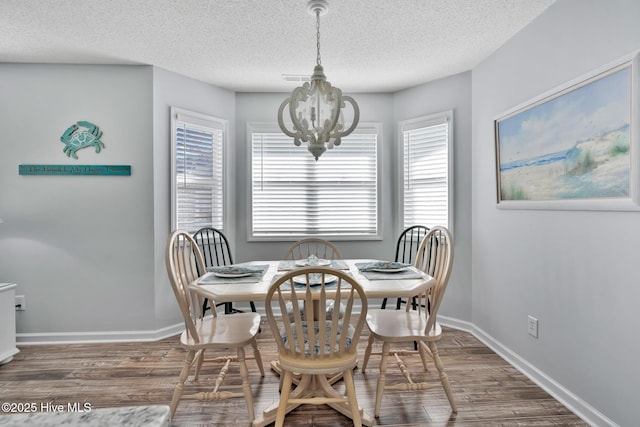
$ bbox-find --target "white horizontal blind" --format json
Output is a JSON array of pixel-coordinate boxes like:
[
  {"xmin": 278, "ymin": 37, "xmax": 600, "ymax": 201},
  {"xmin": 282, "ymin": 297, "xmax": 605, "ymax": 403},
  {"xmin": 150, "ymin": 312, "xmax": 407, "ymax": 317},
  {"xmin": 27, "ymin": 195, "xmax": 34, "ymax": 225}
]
[
  {"xmin": 403, "ymin": 116, "xmax": 450, "ymax": 229},
  {"xmin": 172, "ymin": 108, "xmax": 224, "ymax": 233},
  {"xmin": 251, "ymin": 128, "xmax": 378, "ymax": 237}
]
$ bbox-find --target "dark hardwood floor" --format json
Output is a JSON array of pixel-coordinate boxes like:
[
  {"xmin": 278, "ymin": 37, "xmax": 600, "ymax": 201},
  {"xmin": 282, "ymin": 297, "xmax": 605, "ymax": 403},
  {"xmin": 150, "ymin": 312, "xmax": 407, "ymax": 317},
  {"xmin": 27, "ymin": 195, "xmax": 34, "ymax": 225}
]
[{"xmin": 0, "ymin": 319, "xmax": 587, "ymax": 426}]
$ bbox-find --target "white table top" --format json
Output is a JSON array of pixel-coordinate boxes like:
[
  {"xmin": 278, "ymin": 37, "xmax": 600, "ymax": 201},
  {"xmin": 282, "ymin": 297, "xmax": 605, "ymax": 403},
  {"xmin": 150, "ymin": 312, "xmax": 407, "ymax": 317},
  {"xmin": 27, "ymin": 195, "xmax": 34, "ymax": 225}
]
[{"xmin": 190, "ymin": 259, "xmax": 434, "ymax": 303}]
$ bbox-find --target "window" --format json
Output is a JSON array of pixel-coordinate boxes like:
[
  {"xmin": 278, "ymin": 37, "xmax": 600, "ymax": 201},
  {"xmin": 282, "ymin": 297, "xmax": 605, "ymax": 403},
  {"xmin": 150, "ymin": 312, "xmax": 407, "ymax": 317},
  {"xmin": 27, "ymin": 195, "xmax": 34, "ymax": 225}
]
[
  {"xmin": 171, "ymin": 107, "xmax": 226, "ymax": 233},
  {"xmin": 399, "ymin": 111, "xmax": 453, "ymax": 230},
  {"xmin": 249, "ymin": 123, "xmax": 380, "ymax": 240}
]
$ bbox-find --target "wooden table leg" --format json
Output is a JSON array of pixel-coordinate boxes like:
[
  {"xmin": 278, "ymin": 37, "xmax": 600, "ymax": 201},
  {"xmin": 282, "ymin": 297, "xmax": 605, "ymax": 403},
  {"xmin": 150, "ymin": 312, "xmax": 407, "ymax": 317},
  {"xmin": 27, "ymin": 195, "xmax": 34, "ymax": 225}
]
[{"xmin": 253, "ymin": 366, "xmax": 374, "ymax": 427}]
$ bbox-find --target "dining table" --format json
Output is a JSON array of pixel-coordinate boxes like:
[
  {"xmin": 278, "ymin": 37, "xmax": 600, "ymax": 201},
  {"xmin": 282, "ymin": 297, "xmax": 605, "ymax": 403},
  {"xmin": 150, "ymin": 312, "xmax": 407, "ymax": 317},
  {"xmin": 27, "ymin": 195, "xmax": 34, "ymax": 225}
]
[{"xmin": 189, "ymin": 258, "xmax": 435, "ymax": 427}]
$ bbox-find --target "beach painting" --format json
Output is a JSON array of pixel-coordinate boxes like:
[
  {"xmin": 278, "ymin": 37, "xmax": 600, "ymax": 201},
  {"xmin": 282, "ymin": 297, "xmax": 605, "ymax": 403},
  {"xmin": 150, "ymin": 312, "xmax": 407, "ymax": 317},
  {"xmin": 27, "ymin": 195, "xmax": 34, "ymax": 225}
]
[{"xmin": 495, "ymin": 59, "xmax": 637, "ymax": 209}]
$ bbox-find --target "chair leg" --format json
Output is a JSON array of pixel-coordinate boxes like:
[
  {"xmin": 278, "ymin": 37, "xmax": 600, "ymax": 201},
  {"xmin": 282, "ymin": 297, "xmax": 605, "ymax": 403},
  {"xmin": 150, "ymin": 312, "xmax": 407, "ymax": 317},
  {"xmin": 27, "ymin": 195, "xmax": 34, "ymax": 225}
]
[
  {"xmin": 362, "ymin": 334, "xmax": 375, "ymax": 372},
  {"xmin": 237, "ymin": 346, "xmax": 256, "ymax": 422},
  {"xmin": 428, "ymin": 341, "xmax": 457, "ymax": 413},
  {"xmin": 276, "ymin": 370, "xmax": 294, "ymax": 427},
  {"xmin": 395, "ymin": 298, "xmax": 403, "ymax": 310},
  {"xmin": 343, "ymin": 368, "xmax": 363, "ymax": 427},
  {"xmin": 224, "ymin": 302, "xmax": 233, "ymax": 314},
  {"xmin": 249, "ymin": 301, "xmax": 262, "ymax": 333},
  {"xmin": 380, "ymin": 297, "xmax": 388, "ymax": 309},
  {"xmin": 170, "ymin": 349, "xmax": 195, "ymax": 418},
  {"xmin": 193, "ymin": 349, "xmax": 205, "ymax": 380},
  {"xmin": 278, "ymin": 369, "xmax": 284, "ymax": 392},
  {"xmin": 374, "ymin": 341, "xmax": 391, "ymax": 418},
  {"xmin": 417, "ymin": 341, "xmax": 430, "ymax": 371},
  {"xmin": 251, "ymin": 339, "xmax": 265, "ymax": 377}
]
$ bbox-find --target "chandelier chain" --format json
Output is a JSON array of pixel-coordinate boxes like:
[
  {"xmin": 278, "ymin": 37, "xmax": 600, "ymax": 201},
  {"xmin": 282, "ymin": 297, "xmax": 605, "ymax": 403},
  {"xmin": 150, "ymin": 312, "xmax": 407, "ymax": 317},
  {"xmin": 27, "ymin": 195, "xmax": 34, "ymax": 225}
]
[{"xmin": 316, "ymin": 9, "xmax": 321, "ymax": 66}]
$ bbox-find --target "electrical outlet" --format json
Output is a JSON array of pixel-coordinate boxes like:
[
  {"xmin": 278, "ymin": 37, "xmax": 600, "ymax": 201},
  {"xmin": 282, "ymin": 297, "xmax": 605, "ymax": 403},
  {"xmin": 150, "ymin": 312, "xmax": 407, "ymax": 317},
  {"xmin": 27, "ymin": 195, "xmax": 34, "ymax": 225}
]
[
  {"xmin": 527, "ymin": 315, "xmax": 538, "ymax": 338},
  {"xmin": 15, "ymin": 295, "xmax": 26, "ymax": 311}
]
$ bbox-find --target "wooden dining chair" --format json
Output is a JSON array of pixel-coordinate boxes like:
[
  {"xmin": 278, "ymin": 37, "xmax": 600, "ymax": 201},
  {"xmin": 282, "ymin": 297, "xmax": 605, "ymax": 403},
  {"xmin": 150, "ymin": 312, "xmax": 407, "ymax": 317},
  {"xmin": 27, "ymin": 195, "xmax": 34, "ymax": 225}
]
[
  {"xmin": 165, "ymin": 230, "xmax": 264, "ymax": 421},
  {"xmin": 265, "ymin": 266, "xmax": 368, "ymax": 427},
  {"xmin": 192, "ymin": 227, "xmax": 257, "ymax": 315},
  {"xmin": 283, "ymin": 238, "xmax": 343, "ymax": 261},
  {"xmin": 381, "ymin": 225, "xmax": 429, "ymax": 309},
  {"xmin": 283, "ymin": 238, "xmax": 344, "ymax": 320},
  {"xmin": 362, "ymin": 226, "xmax": 456, "ymax": 417}
]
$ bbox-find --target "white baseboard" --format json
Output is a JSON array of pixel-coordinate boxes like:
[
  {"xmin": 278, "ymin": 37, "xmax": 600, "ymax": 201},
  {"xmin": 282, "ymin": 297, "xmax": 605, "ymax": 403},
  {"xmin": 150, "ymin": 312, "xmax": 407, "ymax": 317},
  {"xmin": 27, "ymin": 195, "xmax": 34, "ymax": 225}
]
[
  {"xmin": 16, "ymin": 323, "xmax": 184, "ymax": 345},
  {"xmin": 438, "ymin": 315, "xmax": 617, "ymax": 427}
]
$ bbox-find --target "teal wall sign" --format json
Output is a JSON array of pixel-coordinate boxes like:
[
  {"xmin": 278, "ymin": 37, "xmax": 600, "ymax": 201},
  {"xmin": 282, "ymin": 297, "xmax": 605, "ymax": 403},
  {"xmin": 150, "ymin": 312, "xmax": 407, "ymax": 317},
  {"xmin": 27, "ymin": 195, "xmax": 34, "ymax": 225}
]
[
  {"xmin": 60, "ymin": 121, "xmax": 105, "ymax": 159},
  {"xmin": 19, "ymin": 165, "xmax": 131, "ymax": 176}
]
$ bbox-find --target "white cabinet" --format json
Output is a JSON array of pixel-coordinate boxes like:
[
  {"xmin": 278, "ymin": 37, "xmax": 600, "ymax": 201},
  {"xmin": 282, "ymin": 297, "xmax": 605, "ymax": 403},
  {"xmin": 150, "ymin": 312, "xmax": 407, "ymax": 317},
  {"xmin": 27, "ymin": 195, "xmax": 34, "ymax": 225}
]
[{"xmin": 0, "ymin": 283, "xmax": 19, "ymax": 364}]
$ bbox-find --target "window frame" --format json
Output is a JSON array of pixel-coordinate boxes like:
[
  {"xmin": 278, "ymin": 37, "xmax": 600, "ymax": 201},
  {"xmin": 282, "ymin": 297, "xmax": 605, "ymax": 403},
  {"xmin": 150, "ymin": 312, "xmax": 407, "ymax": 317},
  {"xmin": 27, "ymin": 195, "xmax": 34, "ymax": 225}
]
[
  {"xmin": 170, "ymin": 106, "xmax": 228, "ymax": 234},
  {"xmin": 247, "ymin": 122, "xmax": 383, "ymax": 242},
  {"xmin": 397, "ymin": 110, "xmax": 454, "ymax": 235}
]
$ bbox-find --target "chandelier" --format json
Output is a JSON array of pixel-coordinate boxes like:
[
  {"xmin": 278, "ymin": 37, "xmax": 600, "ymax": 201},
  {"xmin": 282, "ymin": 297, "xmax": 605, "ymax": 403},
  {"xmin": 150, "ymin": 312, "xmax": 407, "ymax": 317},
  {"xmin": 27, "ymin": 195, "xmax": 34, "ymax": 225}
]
[{"xmin": 277, "ymin": 0, "xmax": 360, "ymax": 161}]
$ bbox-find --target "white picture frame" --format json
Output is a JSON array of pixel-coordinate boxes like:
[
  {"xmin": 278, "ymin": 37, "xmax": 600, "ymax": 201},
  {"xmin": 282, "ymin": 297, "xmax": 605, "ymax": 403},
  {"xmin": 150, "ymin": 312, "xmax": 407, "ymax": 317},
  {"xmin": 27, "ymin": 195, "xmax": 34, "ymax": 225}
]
[{"xmin": 494, "ymin": 52, "xmax": 640, "ymax": 211}]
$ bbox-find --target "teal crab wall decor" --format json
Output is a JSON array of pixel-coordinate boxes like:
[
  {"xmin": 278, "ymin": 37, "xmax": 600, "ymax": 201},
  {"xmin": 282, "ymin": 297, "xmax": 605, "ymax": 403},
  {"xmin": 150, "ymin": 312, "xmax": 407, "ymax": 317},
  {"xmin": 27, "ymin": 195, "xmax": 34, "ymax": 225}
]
[{"xmin": 60, "ymin": 121, "xmax": 105, "ymax": 159}]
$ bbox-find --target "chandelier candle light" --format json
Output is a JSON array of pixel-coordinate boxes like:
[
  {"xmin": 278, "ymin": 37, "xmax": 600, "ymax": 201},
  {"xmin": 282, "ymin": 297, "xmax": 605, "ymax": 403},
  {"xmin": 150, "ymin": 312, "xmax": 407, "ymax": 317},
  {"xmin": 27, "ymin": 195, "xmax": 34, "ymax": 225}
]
[{"xmin": 277, "ymin": 0, "xmax": 360, "ymax": 161}]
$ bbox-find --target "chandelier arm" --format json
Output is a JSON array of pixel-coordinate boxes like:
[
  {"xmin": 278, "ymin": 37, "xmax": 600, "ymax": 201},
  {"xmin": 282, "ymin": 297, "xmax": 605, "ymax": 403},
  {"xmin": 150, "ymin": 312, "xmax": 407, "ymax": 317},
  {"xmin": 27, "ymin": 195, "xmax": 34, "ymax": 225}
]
[
  {"xmin": 288, "ymin": 88, "xmax": 305, "ymax": 128},
  {"xmin": 277, "ymin": 98, "xmax": 303, "ymax": 145},
  {"xmin": 316, "ymin": 86, "xmax": 342, "ymax": 137},
  {"xmin": 330, "ymin": 95, "xmax": 360, "ymax": 139},
  {"xmin": 289, "ymin": 85, "xmax": 316, "ymax": 144}
]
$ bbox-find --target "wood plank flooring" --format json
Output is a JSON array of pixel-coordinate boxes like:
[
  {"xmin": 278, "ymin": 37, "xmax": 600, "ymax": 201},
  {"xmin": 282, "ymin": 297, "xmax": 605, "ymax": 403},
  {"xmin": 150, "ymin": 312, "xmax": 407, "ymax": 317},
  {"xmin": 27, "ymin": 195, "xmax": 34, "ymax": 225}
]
[{"xmin": 0, "ymin": 319, "xmax": 587, "ymax": 426}]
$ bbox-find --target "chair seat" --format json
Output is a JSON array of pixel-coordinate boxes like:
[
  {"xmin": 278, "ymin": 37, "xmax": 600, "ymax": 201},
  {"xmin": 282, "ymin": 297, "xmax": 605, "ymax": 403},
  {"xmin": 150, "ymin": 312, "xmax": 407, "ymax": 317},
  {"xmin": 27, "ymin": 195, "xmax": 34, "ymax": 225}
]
[
  {"xmin": 280, "ymin": 320, "xmax": 355, "ymax": 355},
  {"xmin": 278, "ymin": 320, "xmax": 359, "ymax": 373},
  {"xmin": 286, "ymin": 300, "xmax": 345, "ymax": 321},
  {"xmin": 180, "ymin": 312, "xmax": 262, "ymax": 348},
  {"xmin": 366, "ymin": 308, "xmax": 442, "ymax": 342}
]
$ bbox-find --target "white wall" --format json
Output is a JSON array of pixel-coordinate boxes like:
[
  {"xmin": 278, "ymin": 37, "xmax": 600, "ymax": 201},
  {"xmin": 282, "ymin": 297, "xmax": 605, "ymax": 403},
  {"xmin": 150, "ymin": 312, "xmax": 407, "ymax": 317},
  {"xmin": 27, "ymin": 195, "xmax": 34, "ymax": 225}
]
[
  {"xmin": 394, "ymin": 71, "xmax": 473, "ymax": 321},
  {"xmin": 472, "ymin": 1, "xmax": 640, "ymax": 425},
  {"xmin": 0, "ymin": 64, "xmax": 236, "ymax": 341},
  {"xmin": 0, "ymin": 64, "xmax": 157, "ymax": 338},
  {"xmin": 151, "ymin": 67, "xmax": 237, "ymax": 326}
]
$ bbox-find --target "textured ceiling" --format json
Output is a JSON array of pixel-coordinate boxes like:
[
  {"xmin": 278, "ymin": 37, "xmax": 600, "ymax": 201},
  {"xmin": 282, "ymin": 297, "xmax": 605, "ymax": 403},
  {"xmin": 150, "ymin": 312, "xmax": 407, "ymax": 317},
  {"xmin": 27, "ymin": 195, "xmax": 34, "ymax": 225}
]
[{"xmin": 0, "ymin": 0, "xmax": 555, "ymax": 93}]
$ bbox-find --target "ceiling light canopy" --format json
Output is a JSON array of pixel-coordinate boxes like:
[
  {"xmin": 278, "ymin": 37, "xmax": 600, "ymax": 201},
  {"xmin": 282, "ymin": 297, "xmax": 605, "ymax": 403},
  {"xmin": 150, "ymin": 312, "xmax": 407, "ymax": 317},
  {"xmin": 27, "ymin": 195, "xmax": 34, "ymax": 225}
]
[{"xmin": 277, "ymin": 0, "xmax": 360, "ymax": 161}]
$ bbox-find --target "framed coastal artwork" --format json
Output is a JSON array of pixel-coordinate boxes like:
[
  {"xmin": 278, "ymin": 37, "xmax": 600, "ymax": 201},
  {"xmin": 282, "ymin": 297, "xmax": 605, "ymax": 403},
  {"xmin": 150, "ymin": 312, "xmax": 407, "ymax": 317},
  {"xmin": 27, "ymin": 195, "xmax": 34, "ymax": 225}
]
[{"xmin": 494, "ymin": 52, "xmax": 640, "ymax": 211}]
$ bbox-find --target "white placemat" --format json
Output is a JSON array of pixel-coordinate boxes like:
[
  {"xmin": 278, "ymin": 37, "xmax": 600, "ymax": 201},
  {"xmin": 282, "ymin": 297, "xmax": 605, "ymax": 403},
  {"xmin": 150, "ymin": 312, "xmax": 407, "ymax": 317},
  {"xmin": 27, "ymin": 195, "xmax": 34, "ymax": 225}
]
[
  {"xmin": 355, "ymin": 262, "xmax": 425, "ymax": 280},
  {"xmin": 199, "ymin": 264, "xmax": 269, "ymax": 284},
  {"xmin": 278, "ymin": 259, "xmax": 349, "ymax": 271}
]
